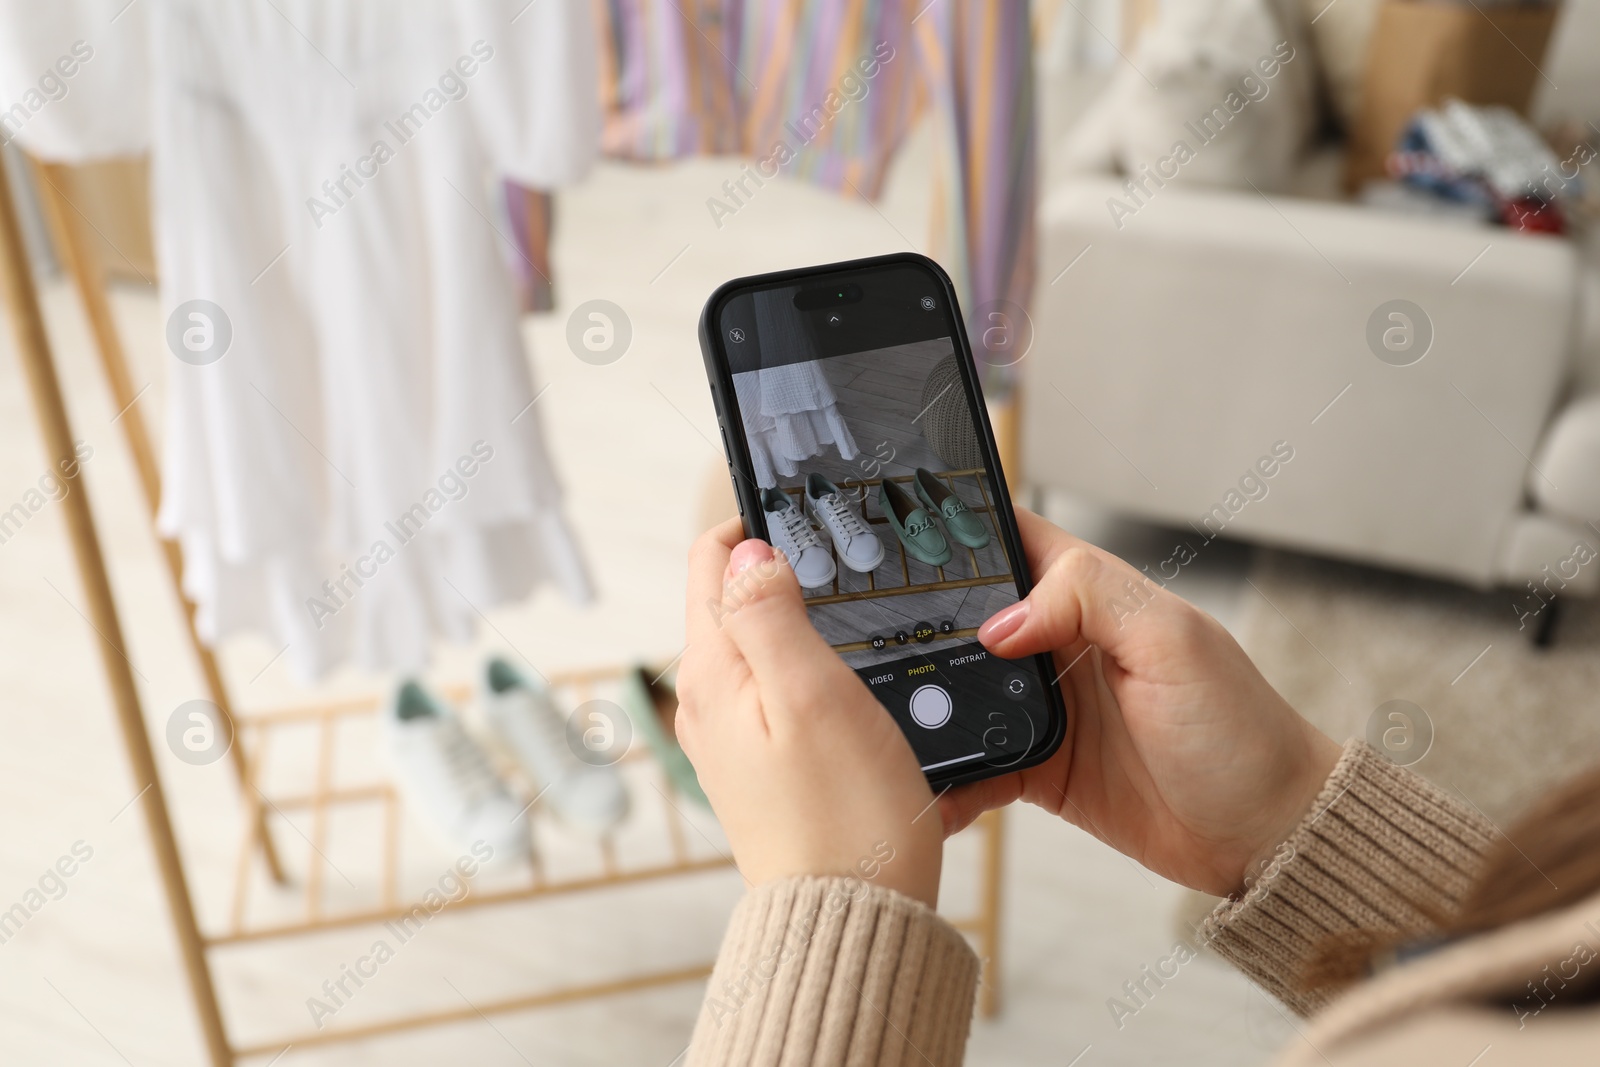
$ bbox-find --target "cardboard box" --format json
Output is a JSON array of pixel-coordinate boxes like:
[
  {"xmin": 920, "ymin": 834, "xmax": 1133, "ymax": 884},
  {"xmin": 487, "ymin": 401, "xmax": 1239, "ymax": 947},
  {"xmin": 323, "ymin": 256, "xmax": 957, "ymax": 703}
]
[{"xmin": 1345, "ymin": 0, "xmax": 1560, "ymax": 191}]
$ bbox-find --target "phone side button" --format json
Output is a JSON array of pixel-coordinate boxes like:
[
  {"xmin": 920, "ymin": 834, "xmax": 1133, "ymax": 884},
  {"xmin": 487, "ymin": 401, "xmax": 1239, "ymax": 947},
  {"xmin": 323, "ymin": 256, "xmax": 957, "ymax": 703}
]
[{"xmin": 718, "ymin": 422, "xmax": 743, "ymax": 514}]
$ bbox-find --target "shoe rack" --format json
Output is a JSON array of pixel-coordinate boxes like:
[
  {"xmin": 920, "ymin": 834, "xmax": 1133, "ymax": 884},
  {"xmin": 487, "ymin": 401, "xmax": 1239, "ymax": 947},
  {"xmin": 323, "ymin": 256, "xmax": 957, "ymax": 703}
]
[
  {"xmin": 786, "ymin": 470, "xmax": 1013, "ymax": 653},
  {"xmin": 0, "ymin": 155, "xmax": 1010, "ymax": 1064},
  {"xmin": 211, "ymin": 668, "xmax": 773, "ymax": 1058}
]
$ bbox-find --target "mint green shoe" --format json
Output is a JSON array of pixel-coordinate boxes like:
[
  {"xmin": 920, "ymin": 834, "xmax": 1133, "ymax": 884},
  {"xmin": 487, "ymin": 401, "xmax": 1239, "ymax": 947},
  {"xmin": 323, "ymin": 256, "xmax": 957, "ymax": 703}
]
[
  {"xmin": 619, "ymin": 666, "xmax": 708, "ymax": 808},
  {"xmin": 878, "ymin": 478, "xmax": 952, "ymax": 567},
  {"xmin": 913, "ymin": 468, "xmax": 990, "ymax": 549}
]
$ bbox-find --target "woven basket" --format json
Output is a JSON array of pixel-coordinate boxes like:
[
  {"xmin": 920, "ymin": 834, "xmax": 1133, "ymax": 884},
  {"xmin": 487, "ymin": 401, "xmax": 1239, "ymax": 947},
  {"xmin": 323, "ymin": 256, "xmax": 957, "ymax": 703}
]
[{"xmin": 919, "ymin": 357, "xmax": 983, "ymax": 470}]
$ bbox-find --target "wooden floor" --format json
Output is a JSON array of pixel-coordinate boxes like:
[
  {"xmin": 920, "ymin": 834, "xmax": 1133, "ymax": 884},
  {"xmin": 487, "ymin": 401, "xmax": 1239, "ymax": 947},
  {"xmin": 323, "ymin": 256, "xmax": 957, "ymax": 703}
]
[{"xmin": 821, "ymin": 336, "xmax": 953, "ymax": 473}]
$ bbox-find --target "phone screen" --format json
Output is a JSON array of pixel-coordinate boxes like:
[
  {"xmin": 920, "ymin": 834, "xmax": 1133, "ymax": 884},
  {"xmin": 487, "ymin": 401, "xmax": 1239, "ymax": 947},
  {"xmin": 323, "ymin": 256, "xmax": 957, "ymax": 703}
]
[{"xmin": 711, "ymin": 261, "xmax": 1058, "ymax": 781}]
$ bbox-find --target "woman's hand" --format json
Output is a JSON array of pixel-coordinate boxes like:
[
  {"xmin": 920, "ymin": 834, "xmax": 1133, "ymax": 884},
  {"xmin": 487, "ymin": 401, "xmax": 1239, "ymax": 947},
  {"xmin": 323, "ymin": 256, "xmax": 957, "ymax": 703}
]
[
  {"xmin": 675, "ymin": 519, "xmax": 944, "ymax": 907},
  {"xmin": 942, "ymin": 509, "xmax": 1342, "ymax": 897}
]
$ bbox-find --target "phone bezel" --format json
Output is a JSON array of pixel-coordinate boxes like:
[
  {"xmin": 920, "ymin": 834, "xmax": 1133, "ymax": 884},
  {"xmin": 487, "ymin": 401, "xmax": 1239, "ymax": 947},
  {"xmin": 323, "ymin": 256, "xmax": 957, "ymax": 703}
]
[{"xmin": 697, "ymin": 252, "xmax": 1067, "ymax": 788}]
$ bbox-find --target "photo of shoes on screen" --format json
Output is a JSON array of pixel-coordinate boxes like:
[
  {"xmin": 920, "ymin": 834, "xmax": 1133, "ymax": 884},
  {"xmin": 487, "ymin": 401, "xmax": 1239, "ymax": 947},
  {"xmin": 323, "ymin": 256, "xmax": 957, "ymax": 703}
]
[{"xmin": 720, "ymin": 274, "xmax": 1046, "ymax": 777}]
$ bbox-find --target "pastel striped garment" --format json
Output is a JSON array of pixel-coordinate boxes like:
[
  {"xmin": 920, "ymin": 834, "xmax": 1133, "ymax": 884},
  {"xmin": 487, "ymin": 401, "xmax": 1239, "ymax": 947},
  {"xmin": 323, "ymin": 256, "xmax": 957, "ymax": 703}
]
[{"xmin": 508, "ymin": 0, "xmax": 1036, "ymax": 392}]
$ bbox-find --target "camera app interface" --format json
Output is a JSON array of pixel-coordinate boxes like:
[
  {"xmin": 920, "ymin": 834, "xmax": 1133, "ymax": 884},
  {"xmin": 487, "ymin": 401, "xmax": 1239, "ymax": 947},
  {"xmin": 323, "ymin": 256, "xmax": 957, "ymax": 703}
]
[{"xmin": 718, "ymin": 266, "xmax": 1052, "ymax": 776}]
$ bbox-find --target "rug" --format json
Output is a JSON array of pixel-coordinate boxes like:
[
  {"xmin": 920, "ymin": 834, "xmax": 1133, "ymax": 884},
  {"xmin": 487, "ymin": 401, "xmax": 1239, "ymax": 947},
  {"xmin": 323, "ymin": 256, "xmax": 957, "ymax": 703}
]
[{"xmin": 1236, "ymin": 550, "xmax": 1600, "ymax": 823}]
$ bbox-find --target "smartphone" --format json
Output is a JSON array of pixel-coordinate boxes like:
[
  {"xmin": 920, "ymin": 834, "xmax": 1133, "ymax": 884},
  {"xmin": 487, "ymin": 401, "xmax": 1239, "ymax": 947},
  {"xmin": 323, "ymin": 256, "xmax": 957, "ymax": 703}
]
[{"xmin": 698, "ymin": 252, "xmax": 1066, "ymax": 788}]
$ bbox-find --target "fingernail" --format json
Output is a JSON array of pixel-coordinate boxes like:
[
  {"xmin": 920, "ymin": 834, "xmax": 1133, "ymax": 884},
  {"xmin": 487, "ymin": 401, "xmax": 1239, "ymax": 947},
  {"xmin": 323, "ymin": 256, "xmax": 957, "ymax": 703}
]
[
  {"xmin": 728, "ymin": 538, "xmax": 774, "ymax": 577},
  {"xmin": 979, "ymin": 600, "xmax": 1029, "ymax": 645}
]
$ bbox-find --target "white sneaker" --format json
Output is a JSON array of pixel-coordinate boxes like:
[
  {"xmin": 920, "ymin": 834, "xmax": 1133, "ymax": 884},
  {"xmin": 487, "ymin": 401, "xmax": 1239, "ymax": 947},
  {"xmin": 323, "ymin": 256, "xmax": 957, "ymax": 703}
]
[
  {"xmin": 480, "ymin": 658, "xmax": 628, "ymax": 835},
  {"xmin": 381, "ymin": 681, "xmax": 530, "ymax": 864},
  {"xmin": 761, "ymin": 487, "xmax": 837, "ymax": 588},
  {"xmin": 805, "ymin": 474, "xmax": 885, "ymax": 573}
]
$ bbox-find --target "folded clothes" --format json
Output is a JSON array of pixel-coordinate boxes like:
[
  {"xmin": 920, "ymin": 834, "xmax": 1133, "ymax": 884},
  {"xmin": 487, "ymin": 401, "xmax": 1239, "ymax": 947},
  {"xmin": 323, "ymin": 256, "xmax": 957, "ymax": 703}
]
[{"xmin": 1387, "ymin": 98, "xmax": 1574, "ymax": 234}]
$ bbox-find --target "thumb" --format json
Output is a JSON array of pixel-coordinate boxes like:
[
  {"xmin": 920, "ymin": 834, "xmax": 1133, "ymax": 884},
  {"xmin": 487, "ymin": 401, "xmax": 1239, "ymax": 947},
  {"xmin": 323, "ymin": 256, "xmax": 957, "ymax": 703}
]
[
  {"xmin": 937, "ymin": 773, "xmax": 1022, "ymax": 838},
  {"xmin": 977, "ymin": 545, "xmax": 1170, "ymax": 662},
  {"xmin": 716, "ymin": 539, "xmax": 835, "ymax": 691}
]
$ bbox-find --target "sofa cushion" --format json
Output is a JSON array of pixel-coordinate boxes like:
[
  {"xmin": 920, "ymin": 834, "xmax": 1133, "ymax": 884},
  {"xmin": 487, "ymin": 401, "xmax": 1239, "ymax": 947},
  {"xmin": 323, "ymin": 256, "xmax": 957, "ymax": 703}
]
[
  {"xmin": 1058, "ymin": 0, "xmax": 1321, "ymax": 193},
  {"xmin": 1495, "ymin": 510, "xmax": 1600, "ymax": 593},
  {"xmin": 1530, "ymin": 392, "xmax": 1600, "ymax": 523}
]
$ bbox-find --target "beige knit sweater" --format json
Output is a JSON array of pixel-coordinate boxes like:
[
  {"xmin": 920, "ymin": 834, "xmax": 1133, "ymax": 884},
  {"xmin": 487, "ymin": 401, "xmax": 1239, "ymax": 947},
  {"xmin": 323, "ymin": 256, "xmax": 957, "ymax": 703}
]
[{"xmin": 685, "ymin": 741, "xmax": 1599, "ymax": 1065}]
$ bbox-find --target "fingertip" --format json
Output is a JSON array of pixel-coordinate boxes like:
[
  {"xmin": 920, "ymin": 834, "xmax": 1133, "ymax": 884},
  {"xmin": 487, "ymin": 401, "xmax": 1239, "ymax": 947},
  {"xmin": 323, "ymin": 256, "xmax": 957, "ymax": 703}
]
[
  {"xmin": 977, "ymin": 600, "xmax": 1029, "ymax": 647},
  {"xmin": 727, "ymin": 538, "xmax": 775, "ymax": 578}
]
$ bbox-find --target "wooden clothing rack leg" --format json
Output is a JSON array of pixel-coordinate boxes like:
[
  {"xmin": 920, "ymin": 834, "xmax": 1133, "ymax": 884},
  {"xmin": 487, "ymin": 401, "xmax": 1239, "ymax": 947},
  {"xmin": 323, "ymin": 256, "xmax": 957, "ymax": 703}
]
[
  {"xmin": 0, "ymin": 150, "xmax": 234, "ymax": 1066},
  {"xmin": 27, "ymin": 156, "xmax": 289, "ymax": 886}
]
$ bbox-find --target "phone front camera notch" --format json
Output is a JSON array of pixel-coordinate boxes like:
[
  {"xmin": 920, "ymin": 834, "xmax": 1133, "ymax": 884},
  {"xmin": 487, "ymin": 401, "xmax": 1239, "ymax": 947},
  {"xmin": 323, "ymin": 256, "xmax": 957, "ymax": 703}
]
[{"xmin": 793, "ymin": 281, "xmax": 864, "ymax": 311}]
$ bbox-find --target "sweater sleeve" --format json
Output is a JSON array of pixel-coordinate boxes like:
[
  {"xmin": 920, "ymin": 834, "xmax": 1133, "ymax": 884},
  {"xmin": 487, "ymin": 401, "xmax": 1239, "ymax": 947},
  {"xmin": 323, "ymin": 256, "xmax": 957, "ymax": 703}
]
[
  {"xmin": 1200, "ymin": 740, "xmax": 1497, "ymax": 1016},
  {"xmin": 687, "ymin": 876, "xmax": 980, "ymax": 1067}
]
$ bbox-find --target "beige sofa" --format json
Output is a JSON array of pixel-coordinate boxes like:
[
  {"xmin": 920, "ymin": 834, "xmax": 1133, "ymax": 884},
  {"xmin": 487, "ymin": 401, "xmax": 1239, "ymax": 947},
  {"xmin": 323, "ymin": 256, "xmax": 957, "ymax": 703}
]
[
  {"xmin": 1027, "ymin": 174, "xmax": 1599, "ymax": 597},
  {"xmin": 1023, "ymin": 2, "xmax": 1600, "ymax": 619}
]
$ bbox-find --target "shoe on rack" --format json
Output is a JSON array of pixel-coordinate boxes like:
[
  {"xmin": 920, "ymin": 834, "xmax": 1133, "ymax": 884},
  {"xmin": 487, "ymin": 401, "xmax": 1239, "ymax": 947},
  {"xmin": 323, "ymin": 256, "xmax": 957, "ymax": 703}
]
[
  {"xmin": 761, "ymin": 487, "xmax": 837, "ymax": 588},
  {"xmin": 381, "ymin": 680, "xmax": 531, "ymax": 864},
  {"xmin": 619, "ymin": 666, "xmax": 709, "ymax": 808},
  {"xmin": 913, "ymin": 468, "xmax": 990, "ymax": 549},
  {"xmin": 878, "ymin": 478, "xmax": 952, "ymax": 567},
  {"xmin": 805, "ymin": 474, "xmax": 885, "ymax": 573},
  {"xmin": 481, "ymin": 657, "xmax": 629, "ymax": 835}
]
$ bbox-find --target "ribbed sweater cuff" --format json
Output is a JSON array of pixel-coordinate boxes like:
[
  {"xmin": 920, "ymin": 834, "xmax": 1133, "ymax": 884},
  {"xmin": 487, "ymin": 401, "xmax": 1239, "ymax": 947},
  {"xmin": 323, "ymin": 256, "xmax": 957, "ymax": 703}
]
[
  {"xmin": 1201, "ymin": 740, "xmax": 1496, "ymax": 1015},
  {"xmin": 687, "ymin": 877, "xmax": 979, "ymax": 1067}
]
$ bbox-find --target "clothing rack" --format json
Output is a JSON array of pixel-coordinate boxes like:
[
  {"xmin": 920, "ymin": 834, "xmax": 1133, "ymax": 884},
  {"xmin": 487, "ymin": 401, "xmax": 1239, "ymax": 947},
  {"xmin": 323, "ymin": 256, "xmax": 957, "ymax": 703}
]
[{"xmin": 0, "ymin": 155, "xmax": 1008, "ymax": 1064}]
